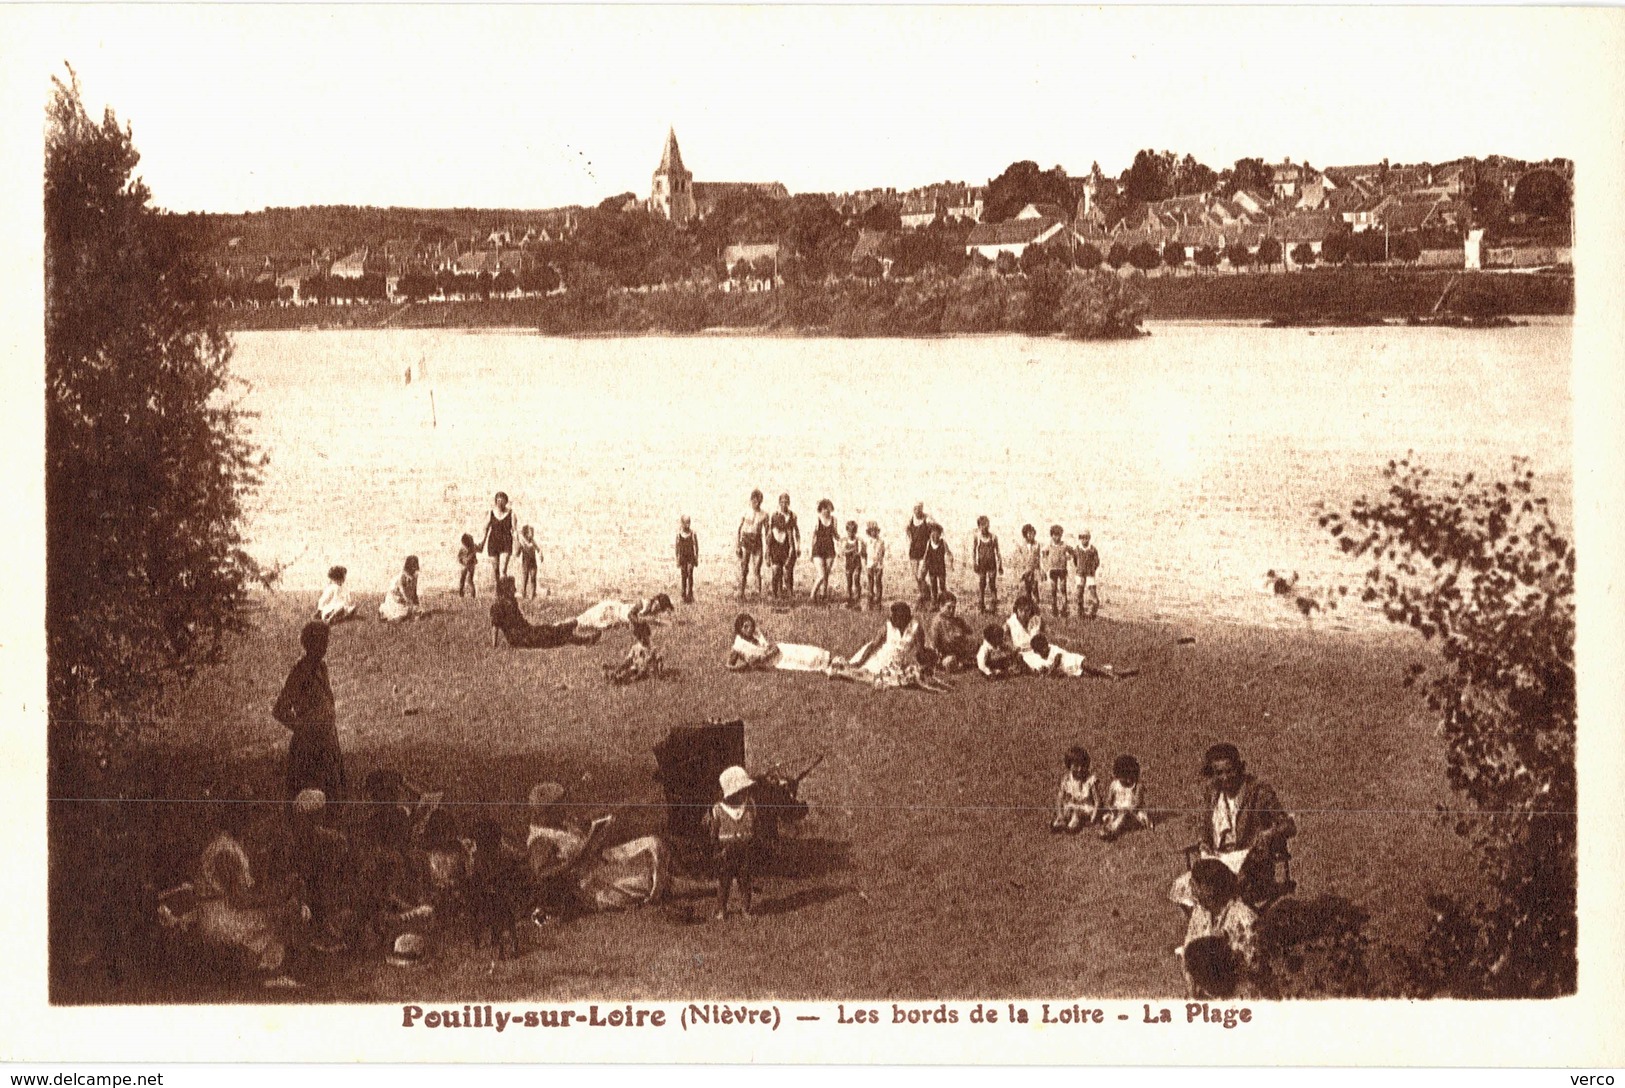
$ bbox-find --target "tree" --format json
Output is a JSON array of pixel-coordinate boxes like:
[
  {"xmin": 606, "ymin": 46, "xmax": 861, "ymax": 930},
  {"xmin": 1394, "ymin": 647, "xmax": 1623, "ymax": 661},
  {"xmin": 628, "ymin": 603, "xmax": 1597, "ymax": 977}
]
[
  {"xmin": 1128, "ymin": 242, "xmax": 1161, "ymax": 271},
  {"xmin": 1224, "ymin": 242, "xmax": 1253, "ymax": 269},
  {"xmin": 1256, "ymin": 237, "xmax": 1283, "ymax": 268},
  {"xmin": 857, "ymin": 202, "xmax": 902, "ymax": 232},
  {"xmin": 1319, "ymin": 459, "xmax": 1574, "ymax": 996},
  {"xmin": 993, "ymin": 251, "xmax": 1019, "ymax": 277},
  {"xmin": 983, "ymin": 160, "xmax": 1076, "ymax": 223},
  {"xmin": 1321, "ymin": 227, "xmax": 1351, "ymax": 264},
  {"xmin": 1019, "ymin": 242, "xmax": 1063, "ymax": 276},
  {"xmin": 1511, "ymin": 169, "xmax": 1570, "ymax": 220},
  {"xmin": 1106, "ymin": 242, "xmax": 1130, "ymax": 269},
  {"xmin": 1193, "ymin": 245, "xmax": 1221, "ymax": 271},
  {"xmin": 45, "ymin": 71, "xmax": 263, "ymax": 776},
  {"xmin": 1220, "ymin": 157, "xmax": 1274, "ymax": 197},
  {"xmin": 1075, "ymin": 242, "xmax": 1104, "ymax": 270},
  {"xmin": 1290, "ymin": 242, "xmax": 1317, "ymax": 266},
  {"xmin": 1122, "ymin": 149, "xmax": 1176, "ymax": 204},
  {"xmin": 1391, "ymin": 234, "xmax": 1423, "ymax": 263},
  {"xmin": 1163, "ymin": 240, "xmax": 1187, "ymax": 271}
]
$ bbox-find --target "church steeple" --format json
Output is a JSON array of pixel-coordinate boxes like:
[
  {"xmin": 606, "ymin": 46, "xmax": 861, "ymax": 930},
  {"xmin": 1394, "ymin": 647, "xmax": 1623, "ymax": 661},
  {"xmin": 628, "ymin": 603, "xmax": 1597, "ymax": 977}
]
[
  {"xmin": 649, "ymin": 126, "xmax": 696, "ymax": 224},
  {"xmin": 657, "ymin": 127, "xmax": 686, "ymax": 175}
]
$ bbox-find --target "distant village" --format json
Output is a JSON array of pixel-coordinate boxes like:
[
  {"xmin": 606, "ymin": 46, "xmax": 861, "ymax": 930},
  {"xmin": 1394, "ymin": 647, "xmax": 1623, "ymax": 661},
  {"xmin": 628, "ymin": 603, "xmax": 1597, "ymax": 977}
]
[{"xmin": 204, "ymin": 130, "xmax": 1574, "ymax": 307}]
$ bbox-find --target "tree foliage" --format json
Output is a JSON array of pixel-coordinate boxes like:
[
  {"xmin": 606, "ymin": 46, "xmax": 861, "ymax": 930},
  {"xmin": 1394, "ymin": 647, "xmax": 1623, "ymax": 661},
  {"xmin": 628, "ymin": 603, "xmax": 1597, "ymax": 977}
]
[
  {"xmin": 45, "ymin": 71, "xmax": 263, "ymax": 775},
  {"xmin": 983, "ymin": 160, "xmax": 1075, "ymax": 224},
  {"xmin": 1319, "ymin": 458, "xmax": 1575, "ymax": 996}
]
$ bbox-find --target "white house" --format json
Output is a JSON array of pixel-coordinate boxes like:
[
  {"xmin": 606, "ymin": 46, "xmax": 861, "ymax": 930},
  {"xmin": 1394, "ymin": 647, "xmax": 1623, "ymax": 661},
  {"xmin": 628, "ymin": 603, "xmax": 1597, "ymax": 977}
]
[{"xmin": 964, "ymin": 216, "xmax": 1067, "ymax": 261}]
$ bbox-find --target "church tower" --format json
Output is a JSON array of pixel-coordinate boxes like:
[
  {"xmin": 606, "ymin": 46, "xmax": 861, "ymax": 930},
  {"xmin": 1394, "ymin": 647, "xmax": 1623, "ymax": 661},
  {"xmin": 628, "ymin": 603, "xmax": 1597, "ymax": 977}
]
[{"xmin": 649, "ymin": 127, "xmax": 696, "ymax": 225}]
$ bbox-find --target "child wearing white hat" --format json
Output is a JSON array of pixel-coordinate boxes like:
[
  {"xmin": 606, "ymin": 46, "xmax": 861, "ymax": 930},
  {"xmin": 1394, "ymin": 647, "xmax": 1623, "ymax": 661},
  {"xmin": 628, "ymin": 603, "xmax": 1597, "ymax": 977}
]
[{"xmin": 705, "ymin": 766, "xmax": 758, "ymax": 920}]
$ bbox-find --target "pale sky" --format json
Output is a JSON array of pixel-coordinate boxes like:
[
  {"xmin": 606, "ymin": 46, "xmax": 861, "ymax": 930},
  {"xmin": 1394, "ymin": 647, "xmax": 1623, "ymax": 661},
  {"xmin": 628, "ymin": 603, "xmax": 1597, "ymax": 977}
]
[{"xmin": 7, "ymin": 5, "xmax": 1616, "ymax": 213}]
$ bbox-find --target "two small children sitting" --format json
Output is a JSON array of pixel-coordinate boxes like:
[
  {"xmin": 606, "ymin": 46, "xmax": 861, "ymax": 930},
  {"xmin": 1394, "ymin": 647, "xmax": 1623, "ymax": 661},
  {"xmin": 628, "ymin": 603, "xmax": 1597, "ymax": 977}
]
[{"xmin": 1051, "ymin": 746, "xmax": 1153, "ymax": 841}]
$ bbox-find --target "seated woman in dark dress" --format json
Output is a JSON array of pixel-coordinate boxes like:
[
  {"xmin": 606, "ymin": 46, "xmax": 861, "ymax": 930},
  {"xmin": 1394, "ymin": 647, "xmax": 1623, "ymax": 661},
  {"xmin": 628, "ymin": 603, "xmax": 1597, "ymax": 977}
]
[{"xmin": 490, "ymin": 577, "xmax": 600, "ymax": 648}]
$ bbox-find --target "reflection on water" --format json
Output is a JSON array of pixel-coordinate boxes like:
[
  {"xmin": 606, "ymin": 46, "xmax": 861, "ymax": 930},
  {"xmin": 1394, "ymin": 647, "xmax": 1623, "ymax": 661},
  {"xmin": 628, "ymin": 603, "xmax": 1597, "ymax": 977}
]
[{"xmin": 232, "ymin": 321, "xmax": 1572, "ymax": 628}]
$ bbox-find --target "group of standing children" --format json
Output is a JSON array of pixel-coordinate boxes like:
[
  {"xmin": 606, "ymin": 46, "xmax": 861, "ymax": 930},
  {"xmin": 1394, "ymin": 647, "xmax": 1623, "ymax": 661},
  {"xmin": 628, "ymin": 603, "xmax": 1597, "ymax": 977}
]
[{"xmin": 1007, "ymin": 524, "xmax": 1101, "ymax": 618}]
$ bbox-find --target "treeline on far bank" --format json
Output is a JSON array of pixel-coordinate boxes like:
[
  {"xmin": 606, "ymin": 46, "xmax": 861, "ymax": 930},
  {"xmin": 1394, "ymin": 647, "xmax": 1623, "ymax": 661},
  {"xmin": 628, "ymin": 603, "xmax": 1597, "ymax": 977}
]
[
  {"xmin": 218, "ymin": 265, "xmax": 1151, "ymax": 339},
  {"xmin": 215, "ymin": 265, "xmax": 1573, "ymax": 336},
  {"xmin": 1141, "ymin": 266, "xmax": 1573, "ymax": 321}
]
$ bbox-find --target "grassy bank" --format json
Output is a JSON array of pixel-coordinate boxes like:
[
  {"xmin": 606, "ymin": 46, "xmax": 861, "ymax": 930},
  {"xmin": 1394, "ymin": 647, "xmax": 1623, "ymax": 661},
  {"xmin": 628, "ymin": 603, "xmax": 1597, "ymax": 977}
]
[
  {"xmin": 1141, "ymin": 267, "xmax": 1573, "ymax": 321},
  {"xmin": 52, "ymin": 586, "xmax": 1474, "ymax": 1004}
]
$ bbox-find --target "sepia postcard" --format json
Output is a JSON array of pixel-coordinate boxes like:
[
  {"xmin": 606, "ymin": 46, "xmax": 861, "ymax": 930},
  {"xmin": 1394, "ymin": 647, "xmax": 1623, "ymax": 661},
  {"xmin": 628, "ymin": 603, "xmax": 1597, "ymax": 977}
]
[{"xmin": 1, "ymin": 2, "xmax": 1623, "ymax": 1068}]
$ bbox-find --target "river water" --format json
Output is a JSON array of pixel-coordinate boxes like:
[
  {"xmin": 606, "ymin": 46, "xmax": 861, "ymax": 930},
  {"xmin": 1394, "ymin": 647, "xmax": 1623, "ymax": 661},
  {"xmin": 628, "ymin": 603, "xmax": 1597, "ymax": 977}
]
[{"xmin": 230, "ymin": 319, "xmax": 1571, "ymax": 628}]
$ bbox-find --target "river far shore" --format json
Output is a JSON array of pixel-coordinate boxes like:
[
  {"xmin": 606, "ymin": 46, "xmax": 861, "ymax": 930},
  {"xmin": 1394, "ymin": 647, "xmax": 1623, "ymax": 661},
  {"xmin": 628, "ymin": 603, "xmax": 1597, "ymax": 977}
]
[{"xmin": 215, "ymin": 266, "xmax": 1573, "ymax": 335}]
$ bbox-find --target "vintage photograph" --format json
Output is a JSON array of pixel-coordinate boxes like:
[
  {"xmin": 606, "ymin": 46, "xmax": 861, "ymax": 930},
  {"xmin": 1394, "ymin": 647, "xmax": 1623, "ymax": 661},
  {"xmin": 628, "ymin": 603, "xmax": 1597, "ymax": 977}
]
[{"xmin": 25, "ymin": 4, "xmax": 1596, "ymax": 1030}]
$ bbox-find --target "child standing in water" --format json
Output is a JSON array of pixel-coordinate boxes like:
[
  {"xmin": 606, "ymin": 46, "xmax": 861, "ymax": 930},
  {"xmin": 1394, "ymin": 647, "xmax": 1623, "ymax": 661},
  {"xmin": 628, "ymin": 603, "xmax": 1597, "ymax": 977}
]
[
  {"xmin": 971, "ymin": 516, "xmax": 1003, "ymax": 614},
  {"xmin": 839, "ymin": 520, "xmax": 863, "ymax": 610},
  {"xmin": 457, "ymin": 535, "xmax": 479, "ymax": 599},
  {"xmin": 516, "ymin": 526, "xmax": 541, "ymax": 600},
  {"xmin": 675, "ymin": 516, "xmax": 699, "ymax": 604},
  {"xmin": 809, "ymin": 499, "xmax": 838, "ymax": 605},
  {"xmin": 706, "ymin": 766, "xmax": 758, "ymax": 920}
]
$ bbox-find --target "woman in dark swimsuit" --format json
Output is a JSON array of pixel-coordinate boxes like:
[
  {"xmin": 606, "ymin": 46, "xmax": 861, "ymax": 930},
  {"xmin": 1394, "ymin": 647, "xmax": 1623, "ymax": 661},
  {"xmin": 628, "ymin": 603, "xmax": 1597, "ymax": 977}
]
[
  {"xmin": 809, "ymin": 498, "xmax": 838, "ymax": 605},
  {"xmin": 479, "ymin": 491, "xmax": 516, "ymax": 588},
  {"xmin": 490, "ymin": 577, "xmax": 599, "ymax": 648}
]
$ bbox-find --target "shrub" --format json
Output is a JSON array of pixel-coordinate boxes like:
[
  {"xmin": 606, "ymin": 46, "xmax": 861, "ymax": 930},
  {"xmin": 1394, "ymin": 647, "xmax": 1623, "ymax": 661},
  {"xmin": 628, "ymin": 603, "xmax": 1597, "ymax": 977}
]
[{"xmin": 1320, "ymin": 458, "xmax": 1575, "ymax": 997}]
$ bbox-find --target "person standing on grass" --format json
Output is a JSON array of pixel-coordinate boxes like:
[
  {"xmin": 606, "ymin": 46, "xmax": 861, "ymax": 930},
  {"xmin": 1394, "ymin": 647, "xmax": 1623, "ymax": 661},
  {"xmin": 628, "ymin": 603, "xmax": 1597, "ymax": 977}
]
[
  {"xmin": 920, "ymin": 522, "xmax": 954, "ymax": 610},
  {"xmin": 905, "ymin": 502, "xmax": 936, "ymax": 604},
  {"xmin": 1075, "ymin": 530, "xmax": 1101, "ymax": 619},
  {"xmin": 809, "ymin": 499, "xmax": 838, "ymax": 605},
  {"xmin": 675, "ymin": 516, "xmax": 699, "ymax": 604},
  {"xmin": 517, "ymin": 525, "xmax": 542, "ymax": 600},
  {"xmin": 272, "ymin": 621, "xmax": 346, "ymax": 803},
  {"xmin": 767, "ymin": 493, "xmax": 801, "ymax": 602},
  {"xmin": 970, "ymin": 516, "xmax": 1003, "ymax": 614},
  {"xmin": 839, "ymin": 520, "xmax": 863, "ymax": 610},
  {"xmin": 456, "ymin": 534, "xmax": 480, "ymax": 599},
  {"xmin": 862, "ymin": 521, "xmax": 886, "ymax": 610},
  {"xmin": 706, "ymin": 766, "xmax": 758, "ymax": 920},
  {"xmin": 1042, "ymin": 524, "xmax": 1073, "ymax": 616},
  {"xmin": 1010, "ymin": 524, "xmax": 1043, "ymax": 605},
  {"xmin": 737, "ymin": 489, "xmax": 768, "ymax": 601},
  {"xmin": 477, "ymin": 491, "xmax": 516, "ymax": 589}
]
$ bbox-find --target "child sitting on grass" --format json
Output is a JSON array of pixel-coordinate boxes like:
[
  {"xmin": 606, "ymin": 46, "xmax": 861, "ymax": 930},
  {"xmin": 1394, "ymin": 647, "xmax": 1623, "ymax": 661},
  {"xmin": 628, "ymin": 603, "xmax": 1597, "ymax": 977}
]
[
  {"xmin": 603, "ymin": 621, "xmax": 663, "ymax": 684},
  {"xmin": 1099, "ymin": 754, "xmax": 1154, "ymax": 841},
  {"xmin": 705, "ymin": 766, "xmax": 758, "ymax": 920},
  {"xmin": 457, "ymin": 534, "xmax": 480, "ymax": 598},
  {"xmin": 975, "ymin": 624, "xmax": 1023, "ymax": 680},
  {"xmin": 1051, "ymin": 746, "xmax": 1102, "ymax": 833}
]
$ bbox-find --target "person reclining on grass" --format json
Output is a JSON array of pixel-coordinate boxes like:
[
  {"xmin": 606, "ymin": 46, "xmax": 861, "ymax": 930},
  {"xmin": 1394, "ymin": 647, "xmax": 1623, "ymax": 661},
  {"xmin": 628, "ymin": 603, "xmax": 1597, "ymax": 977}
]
[
  {"xmin": 524, "ymin": 783, "xmax": 669, "ymax": 918},
  {"xmin": 491, "ymin": 576, "xmax": 599, "ymax": 648},
  {"xmin": 975, "ymin": 623, "xmax": 1026, "ymax": 680},
  {"xmin": 726, "ymin": 612, "xmax": 837, "ymax": 672},
  {"xmin": 1169, "ymin": 743, "xmax": 1297, "ymax": 911}
]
